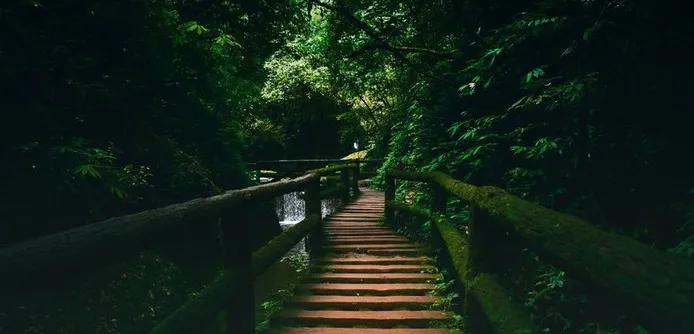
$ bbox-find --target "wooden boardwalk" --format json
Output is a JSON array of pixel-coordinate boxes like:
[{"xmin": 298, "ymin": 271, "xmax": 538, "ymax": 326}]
[{"xmin": 271, "ymin": 189, "xmax": 455, "ymax": 333}]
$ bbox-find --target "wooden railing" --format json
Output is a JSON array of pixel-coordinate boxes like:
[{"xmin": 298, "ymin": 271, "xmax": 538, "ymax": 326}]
[
  {"xmin": 385, "ymin": 169, "xmax": 694, "ymax": 334},
  {"xmin": 0, "ymin": 163, "xmax": 362, "ymax": 334},
  {"xmin": 250, "ymin": 158, "xmax": 382, "ymax": 180}
]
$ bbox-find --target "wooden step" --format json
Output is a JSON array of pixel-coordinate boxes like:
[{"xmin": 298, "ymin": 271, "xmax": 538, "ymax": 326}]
[
  {"xmin": 325, "ymin": 227, "xmax": 388, "ymax": 231},
  {"xmin": 320, "ymin": 256, "xmax": 432, "ymax": 265},
  {"xmin": 324, "ymin": 229, "xmax": 393, "ymax": 234},
  {"xmin": 340, "ymin": 206, "xmax": 384, "ymax": 208},
  {"xmin": 328, "ymin": 238, "xmax": 410, "ymax": 245},
  {"xmin": 321, "ymin": 264, "xmax": 434, "ymax": 273},
  {"xmin": 276, "ymin": 310, "xmax": 451, "ymax": 327},
  {"xmin": 324, "ymin": 225, "xmax": 389, "ymax": 229},
  {"xmin": 324, "ymin": 230, "xmax": 399, "ymax": 236},
  {"xmin": 326, "ymin": 219, "xmax": 384, "ymax": 223},
  {"xmin": 287, "ymin": 295, "xmax": 439, "ymax": 310},
  {"xmin": 299, "ymin": 283, "xmax": 435, "ymax": 295},
  {"xmin": 327, "ymin": 235, "xmax": 406, "ymax": 240},
  {"xmin": 329, "ymin": 215, "xmax": 383, "ymax": 219},
  {"xmin": 271, "ymin": 327, "xmax": 454, "ymax": 334},
  {"xmin": 328, "ymin": 244, "xmax": 418, "ymax": 250},
  {"xmin": 325, "ymin": 232, "xmax": 397, "ymax": 237},
  {"xmin": 324, "ymin": 223, "xmax": 386, "ymax": 228},
  {"xmin": 307, "ymin": 273, "xmax": 436, "ymax": 283},
  {"xmin": 268, "ymin": 189, "xmax": 459, "ymax": 334},
  {"xmin": 337, "ymin": 210, "xmax": 383, "ymax": 213},
  {"xmin": 326, "ymin": 247, "xmax": 425, "ymax": 256}
]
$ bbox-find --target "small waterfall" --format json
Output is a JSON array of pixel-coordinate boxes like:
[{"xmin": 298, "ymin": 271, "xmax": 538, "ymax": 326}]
[
  {"xmin": 275, "ymin": 191, "xmax": 305, "ymax": 225},
  {"xmin": 275, "ymin": 191, "xmax": 343, "ymax": 227},
  {"xmin": 274, "ymin": 191, "xmax": 342, "ymax": 256}
]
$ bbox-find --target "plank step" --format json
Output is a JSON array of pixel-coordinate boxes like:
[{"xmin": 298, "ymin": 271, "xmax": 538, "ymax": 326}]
[
  {"xmin": 323, "ymin": 224, "xmax": 394, "ymax": 233},
  {"xmin": 325, "ymin": 235, "xmax": 398, "ymax": 239},
  {"xmin": 324, "ymin": 230, "xmax": 394, "ymax": 234},
  {"xmin": 307, "ymin": 273, "xmax": 436, "ymax": 283},
  {"xmin": 324, "ymin": 224, "xmax": 386, "ymax": 228},
  {"xmin": 328, "ymin": 244, "xmax": 418, "ymax": 250},
  {"xmin": 320, "ymin": 264, "xmax": 434, "ymax": 273},
  {"xmin": 276, "ymin": 310, "xmax": 451, "ymax": 327},
  {"xmin": 326, "ymin": 248, "xmax": 425, "ymax": 256},
  {"xmin": 328, "ymin": 239, "xmax": 410, "ymax": 245},
  {"xmin": 270, "ymin": 327, "xmax": 455, "ymax": 334},
  {"xmin": 287, "ymin": 295, "xmax": 439, "ymax": 310},
  {"xmin": 320, "ymin": 256, "xmax": 432, "ymax": 265},
  {"xmin": 299, "ymin": 283, "xmax": 435, "ymax": 295},
  {"xmin": 327, "ymin": 235, "xmax": 407, "ymax": 239}
]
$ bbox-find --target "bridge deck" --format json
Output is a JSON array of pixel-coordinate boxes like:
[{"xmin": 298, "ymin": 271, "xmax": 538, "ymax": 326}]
[{"xmin": 270, "ymin": 189, "xmax": 456, "ymax": 333}]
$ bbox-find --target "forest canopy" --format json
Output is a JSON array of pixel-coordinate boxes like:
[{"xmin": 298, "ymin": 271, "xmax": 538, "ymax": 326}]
[
  {"xmin": 1, "ymin": 0, "xmax": 693, "ymax": 332},
  {"xmin": 5, "ymin": 0, "xmax": 692, "ymax": 244}
]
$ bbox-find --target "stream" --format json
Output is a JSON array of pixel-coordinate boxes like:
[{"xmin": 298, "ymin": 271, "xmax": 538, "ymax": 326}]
[{"xmin": 274, "ymin": 190, "xmax": 342, "ymax": 255}]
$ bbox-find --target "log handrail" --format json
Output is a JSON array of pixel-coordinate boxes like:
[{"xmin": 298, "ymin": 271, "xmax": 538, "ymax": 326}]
[
  {"xmin": 385, "ymin": 169, "xmax": 694, "ymax": 333},
  {"xmin": 0, "ymin": 164, "xmax": 358, "ymax": 283},
  {"xmin": 249, "ymin": 158, "xmax": 383, "ymax": 166},
  {"xmin": 1, "ymin": 162, "xmax": 362, "ymax": 333}
]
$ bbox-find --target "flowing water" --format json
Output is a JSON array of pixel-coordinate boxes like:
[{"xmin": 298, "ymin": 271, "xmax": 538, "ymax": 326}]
[{"xmin": 274, "ymin": 190, "xmax": 342, "ymax": 255}]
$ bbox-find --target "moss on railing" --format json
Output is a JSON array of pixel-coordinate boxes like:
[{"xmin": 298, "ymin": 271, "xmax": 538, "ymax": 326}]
[
  {"xmin": 149, "ymin": 164, "xmax": 360, "ymax": 333},
  {"xmin": 387, "ymin": 169, "xmax": 694, "ymax": 333},
  {"xmin": 386, "ymin": 198, "xmax": 538, "ymax": 334},
  {"xmin": 386, "ymin": 200, "xmax": 430, "ymax": 218},
  {"xmin": 252, "ymin": 215, "xmax": 320, "ymax": 276},
  {"xmin": 307, "ymin": 163, "xmax": 358, "ymax": 175},
  {"xmin": 432, "ymin": 215, "xmax": 539, "ymax": 334}
]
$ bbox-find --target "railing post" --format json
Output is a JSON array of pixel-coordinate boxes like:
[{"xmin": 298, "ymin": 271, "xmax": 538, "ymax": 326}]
[
  {"xmin": 220, "ymin": 212, "xmax": 254, "ymax": 334},
  {"xmin": 340, "ymin": 169, "xmax": 351, "ymax": 201},
  {"xmin": 304, "ymin": 176, "xmax": 323, "ymax": 257},
  {"xmin": 351, "ymin": 161, "xmax": 360, "ymax": 196},
  {"xmin": 384, "ymin": 172, "xmax": 395, "ymax": 225}
]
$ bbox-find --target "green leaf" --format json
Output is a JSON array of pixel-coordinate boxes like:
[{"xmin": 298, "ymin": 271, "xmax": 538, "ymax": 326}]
[
  {"xmin": 73, "ymin": 164, "xmax": 101, "ymax": 179},
  {"xmin": 109, "ymin": 185, "xmax": 127, "ymax": 199},
  {"xmin": 525, "ymin": 67, "xmax": 545, "ymax": 83},
  {"xmin": 183, "ymin": 21, "xmax": 208, "ymax": 35},
  {"xmin": 448, "ymin": 122, "xmax": 463, "ymax": 137}
]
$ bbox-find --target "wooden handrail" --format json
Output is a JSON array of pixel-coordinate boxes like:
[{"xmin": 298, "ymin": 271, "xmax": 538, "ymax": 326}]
[
  {"xmin": 249, "ymin": 158, "xmax": 382, "ymax": 166},
  {"xmin": 385, "ymin": 169, "xmax": 694, "ymax": 333},
  {"xmin": 0, "ymin": 164, "xmax": 358, "ymax": 283},
  {"xmin": 385, "ymin": 200, "xmax": 538, "ymax": 333},
  {"xmin": 1, "ymin": 161, "xmax": 361, "ymax": 334}
]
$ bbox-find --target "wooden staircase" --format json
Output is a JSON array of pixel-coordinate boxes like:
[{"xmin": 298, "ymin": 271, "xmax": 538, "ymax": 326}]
[{"xmin": 270, "ymin": 189, "xmax": 456, "ymax": 333}]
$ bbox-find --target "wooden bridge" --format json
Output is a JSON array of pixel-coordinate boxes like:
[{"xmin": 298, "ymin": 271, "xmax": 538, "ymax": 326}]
[
  {"xmin": 1, "ymin": 160, "xmax": 693, "ymax": 333},
  {"xmin": 271, "ymin": 189, "xmax": 453, "ymax": 333}
]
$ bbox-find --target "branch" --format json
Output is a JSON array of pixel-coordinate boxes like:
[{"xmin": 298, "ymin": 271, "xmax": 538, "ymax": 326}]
[
  {"xmin": 313, "ymin": 0, "xmax": 456, "ymax": 59},
  {"xmin": 358, "ymin": 95, "xmax": 382, "ymax": 129}
]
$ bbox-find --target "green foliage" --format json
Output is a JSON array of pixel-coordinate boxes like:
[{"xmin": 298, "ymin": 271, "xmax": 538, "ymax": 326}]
[
  {"xmin": 669, "ymin": 235, "xmax": 694, "ymax": 258},
  {"xmin": 3, "ymin": 0, "xmax": 693, "ymax": 332},
  {"xmin": 298, "ymin": 0, "xmax": 694, "ymax": 332},
  {"xmin": 526, "ymin": 269, "xmax": 566, "ymax": 308},
  {"xmin": 0, "ymin": 0, "xmax": 309, "ymax": 241}
]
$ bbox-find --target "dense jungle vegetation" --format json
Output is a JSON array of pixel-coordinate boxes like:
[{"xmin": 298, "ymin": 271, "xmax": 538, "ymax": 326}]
[{"xmin": 1, "ymin": 0, "xmax": 693, "ymax": 333}]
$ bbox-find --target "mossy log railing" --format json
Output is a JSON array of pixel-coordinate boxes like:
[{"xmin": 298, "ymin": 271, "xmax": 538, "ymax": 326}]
[
  {"xmin": 385, "ymin": 169, "xmax": 694, "ymax": 334},
  {"xmin": 0, "ymin": 163, "xmax": 361, "ymax": 334},
  {"xmin": 250, "ymin": 158, "xmax": 382, "ymax": 181}
]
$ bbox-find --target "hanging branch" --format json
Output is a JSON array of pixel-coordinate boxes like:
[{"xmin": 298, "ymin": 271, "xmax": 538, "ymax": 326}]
[{"xmin": 311, "ymin": 0, "xmax": 457, "ymax": 59}]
